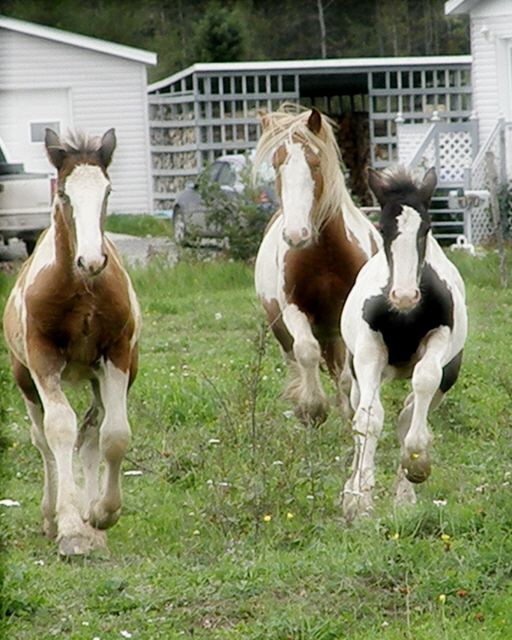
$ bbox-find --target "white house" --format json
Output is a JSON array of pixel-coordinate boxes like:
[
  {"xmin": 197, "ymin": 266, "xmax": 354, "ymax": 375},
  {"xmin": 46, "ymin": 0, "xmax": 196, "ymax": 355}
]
[
  {"xmin": 0, "ymin": 16, "xmax": 157, "ymax": 214},
  {"xmin": 446, "ymin": 0, "xmax": 512, "ymax": 178}
]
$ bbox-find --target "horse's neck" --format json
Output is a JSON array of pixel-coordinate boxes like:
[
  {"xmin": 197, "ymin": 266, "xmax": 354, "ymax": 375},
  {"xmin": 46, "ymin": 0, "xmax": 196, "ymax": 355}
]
[
  {"xmin": 316, "ymin": 214, "xmax": 368, "ymax": 269},
  {"xmin": 50, "ymin": 204, "xmax": 78, "ymax": 273},
  {"xmin": 321, "ymin": 205, "xmax": 379, "ymax": 260}
]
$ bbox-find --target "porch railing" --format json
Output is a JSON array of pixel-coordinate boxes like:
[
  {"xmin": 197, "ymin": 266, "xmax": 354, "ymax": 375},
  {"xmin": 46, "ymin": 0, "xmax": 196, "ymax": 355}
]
[{"xmin": 406, "ymin": 119, "xmax": 478, "ymax": 187}]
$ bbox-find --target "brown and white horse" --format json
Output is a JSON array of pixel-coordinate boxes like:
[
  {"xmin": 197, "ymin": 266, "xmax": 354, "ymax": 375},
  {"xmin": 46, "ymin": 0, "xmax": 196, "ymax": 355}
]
[
  {"xmin": 254, "ymin": 105, "xmax": 382, "ymax": 424},
  {"xmin": 3, "ymin": 128, "xmax": 141, "ymax": 555}
]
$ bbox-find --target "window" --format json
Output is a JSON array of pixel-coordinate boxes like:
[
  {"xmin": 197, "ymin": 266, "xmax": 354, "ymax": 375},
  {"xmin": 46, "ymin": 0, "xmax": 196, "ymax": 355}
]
[{"xmin": 30, "ymin": 122, "xmax": 60, "ymax": 143}]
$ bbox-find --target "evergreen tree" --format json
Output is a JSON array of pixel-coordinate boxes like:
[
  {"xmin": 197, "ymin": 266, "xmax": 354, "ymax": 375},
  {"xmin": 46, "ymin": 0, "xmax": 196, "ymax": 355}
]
[{"xmin": 193, "ymin": 3, "xmax": 245, "ymax": 63}]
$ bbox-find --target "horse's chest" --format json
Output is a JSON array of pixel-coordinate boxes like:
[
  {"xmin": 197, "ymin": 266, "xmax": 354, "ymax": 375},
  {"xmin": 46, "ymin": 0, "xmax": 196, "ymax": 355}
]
[
  {"xmin": 28, "ymin": 289, "xmax": 128, "ymax": 364},
  {"xmin": 363, "ymin": 287, "xmax": 453, "ymax": 366},
  {"xmin": 283, "ymin": 246, "xmax": 358, "ymax": 318}
]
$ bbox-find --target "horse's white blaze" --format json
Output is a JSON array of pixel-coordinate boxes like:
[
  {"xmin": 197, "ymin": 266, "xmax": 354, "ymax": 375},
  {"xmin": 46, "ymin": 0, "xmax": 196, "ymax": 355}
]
[
  {"xmin": 280, "ymin": 140, "xmax": 315, "ymax": 246},
  {"xmin": 65, "ymin": 164, "xmax": 109, "ymax": 269},
  {"xmin": 389, "ymin": 206, "xmax": 422, "ymax": 309}
]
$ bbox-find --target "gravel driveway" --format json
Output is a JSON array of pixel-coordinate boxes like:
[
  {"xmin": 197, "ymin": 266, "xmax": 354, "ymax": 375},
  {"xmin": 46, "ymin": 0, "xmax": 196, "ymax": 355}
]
[
  {"xmin": 106, "ymin": 232, "xmax": 178, "ymax": 267},
  {"xmin": 0, "ymin": 233, "xmax": 178, "ymax": 267}
]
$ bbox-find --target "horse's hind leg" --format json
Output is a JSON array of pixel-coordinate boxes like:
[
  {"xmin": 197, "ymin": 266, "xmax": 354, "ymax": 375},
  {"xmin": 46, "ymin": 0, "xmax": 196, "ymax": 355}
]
[
  {"xmin": 77, "ymin": 379, "xmax": 104, "ymax": 517},
  {"xmin": 89, "ymin": 358, "xmax": 132, "ymax": 530},
  {"xmin": 323, "ymin": 336, "xmax": 352, "ymax": 419}
]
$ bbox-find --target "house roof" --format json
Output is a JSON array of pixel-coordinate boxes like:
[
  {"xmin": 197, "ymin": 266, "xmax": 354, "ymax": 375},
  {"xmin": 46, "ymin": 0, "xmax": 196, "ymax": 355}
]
[
  {"xmin": 148, "ymin": 55, "xmax": 472, "ymax": 93},
  {"xmin": 0, "ymin": 15, "xmax": 157, "ymax": 66},
  {"xmin": 444, "ymin": 0, "xmax": 480, "ymax": 15}
]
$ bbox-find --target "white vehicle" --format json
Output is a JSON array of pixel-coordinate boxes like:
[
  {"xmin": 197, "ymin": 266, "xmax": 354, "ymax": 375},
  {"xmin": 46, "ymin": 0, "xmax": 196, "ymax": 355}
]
[{"xmin": 0, "ymin": 138, "xmax": 52, "ymax": 254}]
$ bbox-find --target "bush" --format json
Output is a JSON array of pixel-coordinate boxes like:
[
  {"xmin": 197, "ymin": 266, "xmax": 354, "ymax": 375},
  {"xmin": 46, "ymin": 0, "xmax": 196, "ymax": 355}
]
[{"xmin": 197, "ymin": 161, "xmax": 274, "ymax": 261}]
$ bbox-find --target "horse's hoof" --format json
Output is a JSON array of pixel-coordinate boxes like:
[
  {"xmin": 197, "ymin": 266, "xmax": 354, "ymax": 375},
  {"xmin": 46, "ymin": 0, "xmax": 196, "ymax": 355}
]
[
  {"xmin": 58, "ymin": 526, "xmax": 107, "ymax": 557},
  {"xmin": 402, "ymin": 452, "xmax": 431, "ymax": 484},
  {"xmin": 393, "ymin": 468, "xmax": 417, "ymax": 505},
  {"xmin": 43, "ymin": 518, "xmax": 58, "ymax": 540},
  {"xmin": 89, "ymin": 503, "xmax": 121, "ymax": 530},
  {"xmin": 341, "ymin": 489, "xmax": 373, "ymax": 522},
  {"xmin": 295, "ymin": 402, "xmax": 328, "ymax": 427},
  {"xmin": 336, "ymin": 391, "xmax": 353, "ymax": 419}
]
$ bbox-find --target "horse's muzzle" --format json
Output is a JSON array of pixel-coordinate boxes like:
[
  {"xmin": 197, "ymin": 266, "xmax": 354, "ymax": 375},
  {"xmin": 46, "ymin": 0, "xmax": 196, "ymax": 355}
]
[
  {"xmin": 77, "ymin": 253, "xmax": 108, "ymax": 276},
  {"xmin": 389, "ymin": 287, "xmax": 421, "ymax": 310},
  {"xmin": 283, "ymin": 227, "xmax": 311, "ymax": 248}
]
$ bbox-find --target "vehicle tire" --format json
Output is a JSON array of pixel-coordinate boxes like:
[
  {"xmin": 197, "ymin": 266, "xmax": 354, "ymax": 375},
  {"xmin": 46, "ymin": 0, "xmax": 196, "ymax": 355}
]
[{"xmin": 173, "ymin": 208, "xmax": 186, "ymax": 244}]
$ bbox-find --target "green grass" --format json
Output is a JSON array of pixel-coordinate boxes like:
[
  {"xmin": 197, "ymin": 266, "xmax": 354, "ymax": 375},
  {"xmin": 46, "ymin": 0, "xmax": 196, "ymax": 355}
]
[
  {"xmin": 105, "ymin": 213, "xmax": 173, "ymax": 238},
  {"xmin": 2, "ymin": 248, "xmax": 512, "ymax": 638}
]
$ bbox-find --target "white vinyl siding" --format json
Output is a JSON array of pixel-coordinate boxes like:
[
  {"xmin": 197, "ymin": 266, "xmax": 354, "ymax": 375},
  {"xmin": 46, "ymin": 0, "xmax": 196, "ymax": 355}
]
[
  {"xmin": 0, "ymin": 28, "xmax": 153, "ymax": 214},
  {"xmin": 467, "ymin": 2, "xmax": 512, "ymax": 143}
]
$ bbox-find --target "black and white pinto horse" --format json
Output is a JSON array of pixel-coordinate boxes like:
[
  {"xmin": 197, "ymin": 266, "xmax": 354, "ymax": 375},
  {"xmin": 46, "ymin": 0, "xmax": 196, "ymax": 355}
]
[{"xmin": 340, "ymin": 167, "xmax": 468, "ymax": 521}]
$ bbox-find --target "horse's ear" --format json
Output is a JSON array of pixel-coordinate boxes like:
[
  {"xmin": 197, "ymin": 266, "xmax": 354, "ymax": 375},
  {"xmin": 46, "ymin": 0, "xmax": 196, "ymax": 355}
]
[
  {"xmin": 258, "ymin": 109, "xmax": 270, "ymax": 131},
  {"xmin": 98, "ymin": 128, "xmax": 116, "ymax": 167},
  {"xmin": 307, "ymin": 107, "xmax": 322, "ymax": 135},
  {"xmin": 368, "ymin": 168, "xmax": 387, "ymax": 207},
  {"xmin": 45, "ymin": 128, "xmax": 66, "ymax": 169},
  {"xmin": 419, "ymin": 167, "xmax": 437, "ymax": 207}
]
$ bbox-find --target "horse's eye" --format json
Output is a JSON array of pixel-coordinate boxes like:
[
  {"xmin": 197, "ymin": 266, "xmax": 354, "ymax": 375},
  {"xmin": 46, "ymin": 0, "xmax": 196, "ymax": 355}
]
[{"xmin": 312, "ymin": 164, "xmax": 320, "ymax": 173}]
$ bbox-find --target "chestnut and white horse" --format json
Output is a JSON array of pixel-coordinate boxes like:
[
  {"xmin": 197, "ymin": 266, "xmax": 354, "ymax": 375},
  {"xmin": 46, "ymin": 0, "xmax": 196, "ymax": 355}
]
[
  {"xmin": 340, "ymin": 167, "xmax": 467, "ymax": 520},
  {"xmin": 3, "ymin": 128, "xmax": 141, "ymax": 555},
  {"xmin": 254, "ymin": 105, "xmax": 382, "ymax": 424}
]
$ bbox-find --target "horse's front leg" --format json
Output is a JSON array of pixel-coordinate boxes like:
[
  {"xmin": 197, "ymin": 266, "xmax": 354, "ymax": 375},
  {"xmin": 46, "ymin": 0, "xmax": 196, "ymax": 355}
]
[
  {"xmin": 28, "ymin": 353, "xmax": 104, "ymax": 555},
  {"xmin": 394, "ymin": 392, "xmax": 418, "ymax": 505},
  {"xmin": 10, "ymin": 355, "xmax": 59, "ymax": 539},
  {"xmin": 342, "ymin": 332, "xmax": 387, "ymax": 521},
  {"xmin": 88, "ymin": 358, "xmax": 132, "ymax": 530},
  {"xmin": 400, "ymin": 327, "xmax": 451, "ymax": 484},
  {"xmin": 282, "ymin": 303, "xmax": 328, "ymax": 425}
]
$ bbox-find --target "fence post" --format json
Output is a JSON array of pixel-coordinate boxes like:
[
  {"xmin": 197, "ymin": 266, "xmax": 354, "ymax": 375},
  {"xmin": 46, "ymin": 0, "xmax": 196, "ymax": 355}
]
[
  {"xmin": 486, "ymin": 150, "xmax": 508, "ymax": 287},
  {"xmin": 499, "ymin": 117, "xmax": 507, "ymax": 183}
]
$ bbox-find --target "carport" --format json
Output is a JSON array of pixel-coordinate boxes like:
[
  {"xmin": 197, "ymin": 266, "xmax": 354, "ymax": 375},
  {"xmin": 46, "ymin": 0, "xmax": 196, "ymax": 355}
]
[{"xmin": 148, "ymin": 56, "xmax": 471, "ymax": 211}]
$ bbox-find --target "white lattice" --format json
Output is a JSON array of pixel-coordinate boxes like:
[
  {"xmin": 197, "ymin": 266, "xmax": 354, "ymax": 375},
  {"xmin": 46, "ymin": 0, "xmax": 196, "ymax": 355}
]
[
  {"xmin": 439, "ymin": 132, "xmax": 473, "ymax": 182},
  {"xmin": 415, "ymin": 138, "xmax": 436, "ymax": 172},
  {"xmin": 469, "ymin": 120, "xmax": 504, "ymax": 245},
  {"xmin": 397, "ymin": 124, "xmax": 431, "ymax": 165}
]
